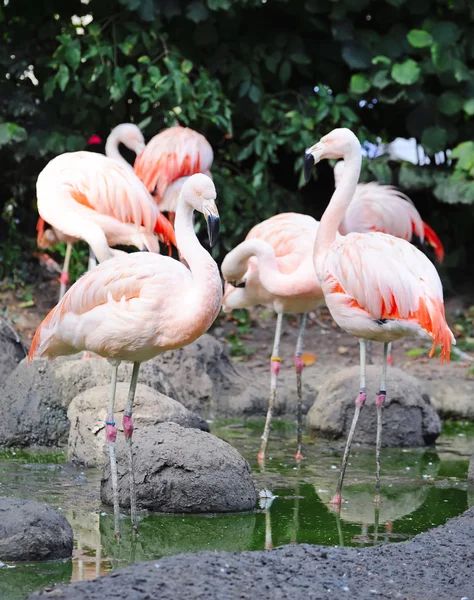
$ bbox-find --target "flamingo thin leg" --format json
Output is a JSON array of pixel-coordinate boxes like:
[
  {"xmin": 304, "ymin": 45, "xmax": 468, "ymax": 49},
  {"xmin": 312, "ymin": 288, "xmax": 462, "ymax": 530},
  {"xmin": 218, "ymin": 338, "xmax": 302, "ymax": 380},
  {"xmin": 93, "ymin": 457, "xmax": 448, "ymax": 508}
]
[
  {"xmin": 59, "ymin": 242, "xmax": 73, "ymax": 301},
  {"xmin": 258, "ymin": 312, "xmax": 283, "ymax": 463},
  {"xmin": 331, "ymin": 339, "xmax": 367, "ymax": 506},
  {"xmin": 387, "ymin": 342, "xmax": 393, "ymax": 366},
  {"xmin": 106, "ymin": 361, "xmax": 120, "ymax": 537},
  {"xmin": 294, "ymin": 312, "xmax": 308, "ymax": 461},
  {"xmin": 374, "ymin": 342, "xmax": 389, "ymax": 504},
  {"xmin": 124, "ymin": 362, "xmax": 140, "ymax": 533}
]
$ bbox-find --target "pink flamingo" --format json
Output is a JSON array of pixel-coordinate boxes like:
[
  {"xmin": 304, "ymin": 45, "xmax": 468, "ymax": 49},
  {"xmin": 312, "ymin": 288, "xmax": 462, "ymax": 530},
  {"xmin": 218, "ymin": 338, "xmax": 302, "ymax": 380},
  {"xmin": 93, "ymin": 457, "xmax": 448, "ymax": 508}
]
[
  {"xmin": 105, "ymin": 123, "xmax": 213, "ymax": 226},
  {"xmin": 334, "ymin": 161, "xmax": 445, "ymax": 262},
  {"xmin": 133, "ymin": 125, "xmax": 213, "ymax": 224},
  {"xmin": 304, "ymin": 128, "xmax": 454, "ymax": 505},
  {"xmin": 36, "ymin": 151, "xmax": 176, "ymax": 300},
  {"xmin": 334, "ymin": 161, "xmax": 445, "ymax": 366},
  {"xmin": 29, "ymin": 174, "xmax": 221, "ymax": 536},
  {"xmin": 221, "ymin": 213, "xmax": 327, "ymax": 462}
]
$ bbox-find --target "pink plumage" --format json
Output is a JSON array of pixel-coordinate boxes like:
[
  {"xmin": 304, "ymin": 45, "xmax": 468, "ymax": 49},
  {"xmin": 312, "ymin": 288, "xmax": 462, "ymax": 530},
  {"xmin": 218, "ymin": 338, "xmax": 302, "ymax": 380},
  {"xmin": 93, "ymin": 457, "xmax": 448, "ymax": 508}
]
[
  {"xmin": 36, "ymin": 151, "xmax": 176, "ymax": 263},
  {"xmin": 222, "ymin": 212, "xmax": 326, "ymax": 462},
  {"xmin": 305, "ymin": 128, "xmax": 454, "ymax": 506},
  {"xmin": 134, "ymin": 126, "xmax": 213, "ymax": 212},
  {"xmin": 334, "ymin": 161, "xmax": 444, "ymax": 262}
]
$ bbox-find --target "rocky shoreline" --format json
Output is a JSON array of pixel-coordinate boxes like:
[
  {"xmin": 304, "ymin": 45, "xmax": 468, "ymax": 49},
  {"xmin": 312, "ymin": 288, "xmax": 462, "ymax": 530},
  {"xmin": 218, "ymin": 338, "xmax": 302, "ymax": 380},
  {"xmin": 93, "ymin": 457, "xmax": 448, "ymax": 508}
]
[{"xmin": 29, "ymin": 506, "xmax": 474, "ymax": 600}]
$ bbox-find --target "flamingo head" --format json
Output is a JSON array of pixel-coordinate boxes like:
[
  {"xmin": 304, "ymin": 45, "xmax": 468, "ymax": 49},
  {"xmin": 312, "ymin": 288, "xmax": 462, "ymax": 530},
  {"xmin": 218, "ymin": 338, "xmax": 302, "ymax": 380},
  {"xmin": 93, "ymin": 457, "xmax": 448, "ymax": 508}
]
[
  {"xmin": 182, "ymin": 173, "xmax": 220, "ymax": 247},
  {"xmin": 111, "ymin": 123, "xmax": 146, "ymax": 155},
  {"xmin": 304, "ymin": 128, "xmax": 360, "ymax": 183}
]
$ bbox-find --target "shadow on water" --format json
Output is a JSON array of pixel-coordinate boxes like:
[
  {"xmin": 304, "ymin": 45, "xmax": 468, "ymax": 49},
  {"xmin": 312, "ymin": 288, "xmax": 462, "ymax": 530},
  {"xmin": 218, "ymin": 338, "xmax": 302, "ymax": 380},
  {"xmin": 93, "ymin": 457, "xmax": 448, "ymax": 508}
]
[{"xmin": 0, "ymin": 419, "xmax": 473, "ymax": 599}]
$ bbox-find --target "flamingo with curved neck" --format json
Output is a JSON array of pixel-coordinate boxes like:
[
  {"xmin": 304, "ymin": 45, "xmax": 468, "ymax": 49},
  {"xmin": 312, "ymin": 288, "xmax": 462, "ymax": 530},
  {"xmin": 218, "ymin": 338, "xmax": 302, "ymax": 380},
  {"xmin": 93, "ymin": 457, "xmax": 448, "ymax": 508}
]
[
  {"xmin": 304, "ymin": 128, "xmax": 454, "ymax": 506},
  {"xmin": 29, "ymin": 173, "xmax": 222, "ymax": 536},
  {"xmin": 221, "ymin": 212, "xmax": 326, "ymax": 462},
  {"xmin": 105, "ymin": 123, "xmax": 145, "ymax": 171}
]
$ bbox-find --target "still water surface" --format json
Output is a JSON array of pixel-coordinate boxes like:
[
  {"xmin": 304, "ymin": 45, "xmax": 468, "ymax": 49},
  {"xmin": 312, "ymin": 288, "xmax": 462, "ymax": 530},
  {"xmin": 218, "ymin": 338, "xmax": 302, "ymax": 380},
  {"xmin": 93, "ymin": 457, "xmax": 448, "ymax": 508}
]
[{"xmin": 0, "ymin": 419, "xmax": 472, "ymax": 599}]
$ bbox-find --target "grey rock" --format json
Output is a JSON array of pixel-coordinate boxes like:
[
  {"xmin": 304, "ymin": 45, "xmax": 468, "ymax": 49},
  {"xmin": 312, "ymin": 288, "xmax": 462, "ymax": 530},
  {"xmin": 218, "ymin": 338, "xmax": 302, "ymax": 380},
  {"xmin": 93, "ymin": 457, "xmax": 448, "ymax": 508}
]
[
  {"xmin": 68, "ymin": 383, "xmax": 209, "ymax": 467},
  {"xmin": 0, "ymin": 356, "xmax": 177, "ymax": 447},
  {"xmin": 306, "ymin": 365, "xmax": 441, "ymax": 446},
  {"xmin": 0, "ymin": 318, "xmax": 26, "ymax": 385},
  {"xmin": 0, "ymin": 497, "xmax": 73, "ymax": 561},
  {"xmin": 151, "ymin": 334, "xmax": 268, "ymax": 417},
  {"xmin": 27, "ymin": 507, "xmax": 474, "ymax": 600},
  {"xmin": 100, "ymin": 422, "xmax": 256, "ymax": 513},
  {"xmin": 427, "ymin": 378, "xmax": 474, "ymax": 420}
]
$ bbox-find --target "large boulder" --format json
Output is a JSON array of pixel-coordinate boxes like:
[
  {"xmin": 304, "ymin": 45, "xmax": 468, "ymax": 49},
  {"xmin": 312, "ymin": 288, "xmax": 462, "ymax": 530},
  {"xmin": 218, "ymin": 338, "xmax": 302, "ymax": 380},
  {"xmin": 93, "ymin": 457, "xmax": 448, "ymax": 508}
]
[
  {"xmin": 0, "ymin": 498, "xmax": 73, "ymax": 561},
  {"xmin": 306, "ymin": 365, "xmax": 441, "ymax": 446},
  {"xmin": 101, "ymin": 422, "xmax": 256, "ymax": 513},
  {"xmin": 0, "ymin": 356, "xmax": 177, "ymax": 447},
  {"xmin": 427, "ymin": 378, "xmax": 474, "ymax": 420},
  {"xmin": 151, "ymin": 334, "xmax": 268, "ymax": 417},
  {"xmin": 0, "ymin": 318, "xmax": 26, "ymax": 384},
  {"xmin": 68, "ymin": 383, "xmax": 209, "ymax": 467}
]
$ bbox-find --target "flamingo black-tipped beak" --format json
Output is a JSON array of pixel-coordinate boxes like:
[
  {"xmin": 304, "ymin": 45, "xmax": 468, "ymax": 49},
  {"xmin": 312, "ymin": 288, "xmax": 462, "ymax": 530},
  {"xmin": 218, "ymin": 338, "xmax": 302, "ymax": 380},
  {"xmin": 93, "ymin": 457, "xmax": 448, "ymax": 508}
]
[
  {"xmin": 204, "ymin": 210, "xmax": 220, "ymax": 248},
  {"xmin": 304, "ymin": 151, "xmax": 315, "ymax": 183}
]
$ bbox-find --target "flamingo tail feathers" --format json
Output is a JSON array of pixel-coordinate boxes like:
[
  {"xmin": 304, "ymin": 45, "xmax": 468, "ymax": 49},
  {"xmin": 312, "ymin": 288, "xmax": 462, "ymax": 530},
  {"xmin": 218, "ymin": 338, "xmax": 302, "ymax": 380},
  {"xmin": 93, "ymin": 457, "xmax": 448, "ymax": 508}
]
[
  {"xmin": 154, "ymin": 212, "xmax": 177, "ymax": 257},
  {"xmin": 422, "ymin": 221, "xmax": 444, "ymax": 263}
]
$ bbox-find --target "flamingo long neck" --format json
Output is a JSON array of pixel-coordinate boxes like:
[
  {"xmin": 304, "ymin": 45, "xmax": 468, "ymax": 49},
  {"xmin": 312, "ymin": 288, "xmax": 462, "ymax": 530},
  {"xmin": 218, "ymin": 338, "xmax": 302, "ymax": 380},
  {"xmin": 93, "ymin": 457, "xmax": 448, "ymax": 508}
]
[
  {"xmin": 314, "ymin": 147, "xmax": 362, "ymax": 269},
  {"xmin": 226, "ymin": 239, "xmax": 310, "ymax": 297},
  {"xmin": 105, "ymin": 131, "xmax": 134, "ymax": 172},
  {"xmin": 174, "ymin": 199, "xmax": 222, "ymax": 319}
]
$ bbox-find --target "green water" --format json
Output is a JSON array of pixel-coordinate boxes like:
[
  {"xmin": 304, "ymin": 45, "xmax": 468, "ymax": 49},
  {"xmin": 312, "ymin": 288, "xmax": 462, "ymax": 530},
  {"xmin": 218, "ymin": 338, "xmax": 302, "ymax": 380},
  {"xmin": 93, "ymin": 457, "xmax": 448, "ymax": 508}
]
[{"xmin": 0, "ymin": 419, "xmax": 473, "ymax": 599}]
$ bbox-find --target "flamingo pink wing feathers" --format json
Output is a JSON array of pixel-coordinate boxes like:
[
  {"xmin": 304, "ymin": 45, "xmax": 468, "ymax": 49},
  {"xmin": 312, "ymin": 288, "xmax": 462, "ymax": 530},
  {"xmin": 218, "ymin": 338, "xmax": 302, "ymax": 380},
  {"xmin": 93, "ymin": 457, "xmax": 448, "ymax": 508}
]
[
  {"xmin": 28, "ymin": 253, "xmax": 192, "ymax": 362},
  {"xmin": 339, "ymin": 181, "xmax": 444, "ymax": 262},
  {"xmin": 134, "ymin": 126, "xmax": 213, "ymax": 202},
  {"xmin": 247, "ymin": 213, "xmax": 318, "ymax": 274},
  {"xmin": 322, "ymin": 232, "xmax": 453, "ymax": 362}
]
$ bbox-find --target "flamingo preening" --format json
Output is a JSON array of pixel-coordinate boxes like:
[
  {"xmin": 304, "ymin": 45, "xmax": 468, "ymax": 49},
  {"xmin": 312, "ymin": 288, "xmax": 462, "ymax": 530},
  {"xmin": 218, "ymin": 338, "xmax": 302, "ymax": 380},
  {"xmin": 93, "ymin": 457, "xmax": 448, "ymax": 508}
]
[
  {"xmin": 36, "ymin": 151, "xmax": 176, "ymax": 300},
  {"xmin": 106, "ymin": 123, "xmax": 214, "ymax": 225},
  {"xmin": 304, "ymin": 128, "xmax": 454, "ymax": 506},
  {"xmin": 221, "ymin": 213, "xmax": 327, "ymax": 462},
  {"xmin": 29, "ymin": 174, "xmax": 222, "ymax": 537}
]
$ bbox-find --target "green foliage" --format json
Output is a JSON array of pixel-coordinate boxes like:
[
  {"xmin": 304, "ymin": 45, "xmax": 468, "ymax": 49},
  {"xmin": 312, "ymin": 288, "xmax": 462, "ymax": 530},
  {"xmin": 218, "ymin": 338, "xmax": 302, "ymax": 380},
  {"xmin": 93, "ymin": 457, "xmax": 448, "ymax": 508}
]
[{"xmin": 0, "ymin": 0, "xmax": 473, "ymax": 281}]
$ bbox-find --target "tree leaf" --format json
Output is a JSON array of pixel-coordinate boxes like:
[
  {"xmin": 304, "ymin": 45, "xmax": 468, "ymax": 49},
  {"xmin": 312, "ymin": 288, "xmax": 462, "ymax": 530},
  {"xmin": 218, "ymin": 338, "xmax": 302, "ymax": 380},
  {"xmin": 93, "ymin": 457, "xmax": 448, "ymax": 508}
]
[
  {"xmin": 65, "ymin": 43, "xmax": 81, "ymax": 71},
  {"xmin": 371, "ymin": 55, "xmax": 391, "ymax": 65},
  {"xmin": 248, "ymin": 84, "xmax": 261, "ymax": 104},
  {"xmin": 290, "ymin": 52, "xmax": 311, "ymax": 65},
  {"xmin": 342, "ymin": 41, "xmax": 373, "ymax": 69},
  {"xmin": 186, "ymin": 1, "xmax": 208, "ymax": 23},
  {"xmin": 181, "ymin": 59, "xmax": 193, "ymax": 74},
  {"xmin": 437, "ymin": 91, "xmax": 464, "ymax": 116},
  {"xmin": 391, "ymin": 59, "xmax": 420, "ymax": 85},
  {"xmin": 0, "ymin": 123, "xmax": 28, "ymax": 147},
  {"xmin": 407, "ymin": 29, "xmax": 433, "ymax": 48},
  {"xmin": 372, "ymin": 69, "xmax": 391, "ymax": 89},
  {"xmin": 463, "ymin": 98, "xmax": 474, "ymax": 116},
  {"xmin": 57, "ymin": 64, "xmax": 70, "ymax": 92},
  {"xmin": 421, "ymin": 126, "xmax": 448, "ymax": 154},
  {"xmin": 431, "ymin": 21, "xmax": 461, "ymax": 46},
  {"xmin": 349, "ymin": 73, "xmax": 371, "ymax": 94},
  {"xmin": 279, "ymin": 60, "xmax": 291, "ymax": 84}
]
